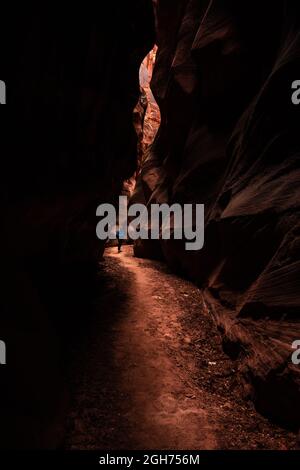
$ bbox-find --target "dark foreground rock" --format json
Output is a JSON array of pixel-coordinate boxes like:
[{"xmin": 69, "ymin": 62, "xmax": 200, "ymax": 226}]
[{"xmin": 0, "ymin": 3, "xmax": 155, "ymax": 448}]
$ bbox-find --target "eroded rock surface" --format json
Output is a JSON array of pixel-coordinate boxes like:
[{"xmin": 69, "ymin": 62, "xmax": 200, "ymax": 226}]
[{"xmin": 135, "ymin": 0, "xmax": 300, "ymax": 428}]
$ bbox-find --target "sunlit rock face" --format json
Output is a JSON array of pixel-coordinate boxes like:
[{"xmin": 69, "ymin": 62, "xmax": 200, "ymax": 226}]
[
  {"xmin": 131, "ymin": 46, "xmax": 161, "ymax": 218},
  {"xmin": 0, "ymin": 3, "xmax": 155, "ymax": 448},
  {"xmin": 136, "ymin": 0, "xmax": 300, "ymax": 427},
  {"xmin": 139, "ymin": 47, "xmax": 161, "ymax": 155},
  {"xmin": 133, "ymin": 46, "xmax": 161, "ymax": 176}
]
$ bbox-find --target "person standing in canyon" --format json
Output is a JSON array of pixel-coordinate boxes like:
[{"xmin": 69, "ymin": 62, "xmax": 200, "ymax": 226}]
[{"xmin": 116, "ymin": 228, "xmax": 124, "ymax": 253}]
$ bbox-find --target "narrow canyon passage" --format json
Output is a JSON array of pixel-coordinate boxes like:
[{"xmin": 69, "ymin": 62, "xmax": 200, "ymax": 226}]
[
  {"xmin": 65, "ymin": 247, "xmax": 295, "ymax": 450},
  {"xmin": 1, "ymin": 2, "xmax": 299, "ymax": 455}
]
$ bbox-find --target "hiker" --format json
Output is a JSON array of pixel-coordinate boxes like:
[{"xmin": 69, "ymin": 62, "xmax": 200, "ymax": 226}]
[{"xmin": 116, "ymin": 228, "xmax": 124, "ymax": 253}]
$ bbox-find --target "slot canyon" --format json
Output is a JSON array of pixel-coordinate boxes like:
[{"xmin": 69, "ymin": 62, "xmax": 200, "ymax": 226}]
[{"xmin": 0, "ymin": 1, "xmax": 300, "ymax": 450}]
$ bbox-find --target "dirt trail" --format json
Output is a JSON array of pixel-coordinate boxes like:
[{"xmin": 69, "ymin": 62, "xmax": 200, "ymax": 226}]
[{"xmin": 65, "ymin": 246, "xmax": 296, "ymax": 450}]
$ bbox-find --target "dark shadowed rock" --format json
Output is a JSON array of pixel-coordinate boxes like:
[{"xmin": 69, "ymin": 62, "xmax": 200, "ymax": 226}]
[
  {"xmin": 0, "ymin": 2, "xmax": 155, "ymax": 448},
  {"xmin": 136, "ymin": 0, "xmax": 300, "ymax": 428}
]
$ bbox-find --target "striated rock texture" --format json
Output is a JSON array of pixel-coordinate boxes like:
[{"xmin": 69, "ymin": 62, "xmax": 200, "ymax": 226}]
[
  {"xmin": 135, "ymin": 0, "xmax": 300, "ymax": 428},
  {"xmin": 139, "ymin": 46, "xmax": 161, "ymax": 157},
  {"xmin": 133, "ymin": 46, "xmax": 161, "ymax": 176},
  {"xmin": 0, "ymin": 4, "xmax": 155, "ymax": 448}
]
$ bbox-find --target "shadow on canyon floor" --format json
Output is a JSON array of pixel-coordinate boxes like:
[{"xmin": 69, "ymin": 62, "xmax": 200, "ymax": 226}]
[{"xmin": 63, "ymin": 247, "xmax": 297, "ymax": 450}]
